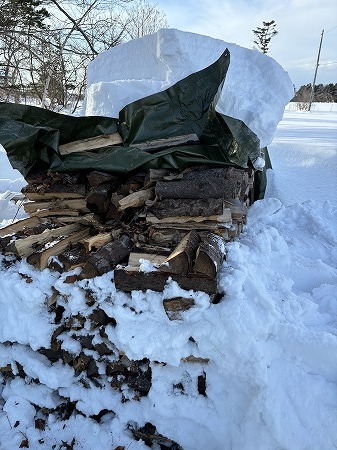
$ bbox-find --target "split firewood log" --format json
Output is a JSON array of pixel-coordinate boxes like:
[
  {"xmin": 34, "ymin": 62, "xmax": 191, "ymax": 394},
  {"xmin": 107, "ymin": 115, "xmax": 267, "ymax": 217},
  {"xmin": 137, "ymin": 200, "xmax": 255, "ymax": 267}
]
[
  {"xmin": 194, "ymin": 233, "xmax": 226, "ymax": 279},
  {"xmin": 26, "ymin": 227, "xmax": 90, "ymax": 270},
  {"xmin": 118, "ymin": 188, "xmax": 154, "ymax": 211},
  {"xmin": 145, "ymin": 207, "xmax": 232, "ymax": 224},
  {"xmin": 127, "ymin": 252, "xmax": 168, "ymax": 268},
  {"xmin": 0, "ymin": 217, "xmax": 41, "ymax": 238},
  {"xmin": 22, "ymin": 183, "xmax": 86, "ymax": 200},
  {"xmin": 114, "ymin": 268, "xmax": 217, "ymax": 296},
  {"xmin": 86, "ymin": 183, "xmax": 115, "ymax": 216},
  {"xmin": 29, "ymin": 209, "xmax": 80, "ymax": 218},
  {"xmin": 79, "ymin": 234, "xmax": 133, "ymax": 279},
  {"xmin": 160, "ymin": 230, "xmax": 200, "ymax": 275},
  {"xmin": 155, "ymin": 167, "xmax": 249, "ymax": 200},
  {"xmin": 82, "ymin": 232, "xmax": 114, "ymax": 252},
  {"xmin": 58, "ymin": 133, "xmax": 123, "ymax": 155},
  {"xmin": 163, "ymin": 297, "xmax": 195, "ymax": 320},
  {"xmin": 87, "ymin": 171, "xmax": 122, "ymax": 188},
  {"xmin": 150, "ymin": 198, "xmax": 224, "ymax": 219},
  {"xmin": 129, "ymin": 133, "xmax": 198, "ymax": 152},
  {"xmin": 24, "ymin": 198, "xmax": 90, "ymax": 215},
  {"xmin": 6, "ymin": 223, "xmax": 83, "ymax": 258}
]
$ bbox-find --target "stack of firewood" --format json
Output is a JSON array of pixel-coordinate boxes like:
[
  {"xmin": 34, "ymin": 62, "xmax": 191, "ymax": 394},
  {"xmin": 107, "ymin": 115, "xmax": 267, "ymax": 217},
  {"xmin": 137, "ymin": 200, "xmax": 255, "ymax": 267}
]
[{"xmin": 0, "ymin": 159, "xmax": 254, "ymax": 297}]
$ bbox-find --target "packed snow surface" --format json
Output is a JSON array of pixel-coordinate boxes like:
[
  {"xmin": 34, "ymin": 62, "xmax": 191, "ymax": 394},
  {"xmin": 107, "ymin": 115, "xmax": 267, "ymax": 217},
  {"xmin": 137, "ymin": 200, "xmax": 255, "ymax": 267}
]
[
  {"xmin": 1, "ymin": 104, "xmax": 336, "ymax": 449},
  {"xmin": 83, "ymin": 28, "xmax": 293, "ymax": 148}
]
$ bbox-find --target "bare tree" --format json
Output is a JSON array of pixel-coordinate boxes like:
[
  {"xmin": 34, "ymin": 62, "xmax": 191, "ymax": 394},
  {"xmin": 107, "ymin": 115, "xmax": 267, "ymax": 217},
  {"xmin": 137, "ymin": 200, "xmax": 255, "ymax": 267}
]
[
  {"xmin": 123, "ymin": 0, "xmax": 168, "ymax": 40},
  {"xmin": 0, "ymin": 0, "xmax": 168, "ymax": 112}
]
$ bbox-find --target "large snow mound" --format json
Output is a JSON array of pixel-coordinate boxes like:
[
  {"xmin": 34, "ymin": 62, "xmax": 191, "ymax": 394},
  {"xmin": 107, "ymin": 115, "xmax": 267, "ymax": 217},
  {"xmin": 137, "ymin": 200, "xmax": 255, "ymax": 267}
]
[{"xmin": 83, "ymin": 28, "xmax": 294, "ymax": 148}]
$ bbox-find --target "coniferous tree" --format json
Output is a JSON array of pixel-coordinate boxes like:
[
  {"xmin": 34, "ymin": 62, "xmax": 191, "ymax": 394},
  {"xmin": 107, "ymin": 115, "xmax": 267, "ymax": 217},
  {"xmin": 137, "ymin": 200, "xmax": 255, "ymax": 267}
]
[
  {"xmin": 253, "ymin": 20, "xmax": 278, "ymax": 54},
  {"xmin": 0, "ymin": 0, "xmax": 49, "ymax": 29},
  {"xmin": 0, "ymin": 0, "xmax": 50, "ymax": 96}
]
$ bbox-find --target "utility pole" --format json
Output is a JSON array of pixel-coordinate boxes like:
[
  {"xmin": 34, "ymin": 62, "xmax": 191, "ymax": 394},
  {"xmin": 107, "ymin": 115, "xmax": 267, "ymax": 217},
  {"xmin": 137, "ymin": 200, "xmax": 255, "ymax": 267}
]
[{"xmin": 308, "ymin": 29, "xmax": 324, "ymax": 111}]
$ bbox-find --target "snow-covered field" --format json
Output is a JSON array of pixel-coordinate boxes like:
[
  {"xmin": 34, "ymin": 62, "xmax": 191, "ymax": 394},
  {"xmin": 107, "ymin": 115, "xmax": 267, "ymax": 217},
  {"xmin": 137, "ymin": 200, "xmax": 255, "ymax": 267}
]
[{"xmin": 0, "ymin": 104, "xmax": 336, "ymax": 450}]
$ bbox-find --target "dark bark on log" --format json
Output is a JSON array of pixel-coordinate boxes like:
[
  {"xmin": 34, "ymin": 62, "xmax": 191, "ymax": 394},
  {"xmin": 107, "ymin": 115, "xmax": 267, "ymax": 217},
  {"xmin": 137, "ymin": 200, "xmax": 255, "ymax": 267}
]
[
  {"xmin": 0, "ymin": 235, "xmax": 13, "ymax": 251},
  {"xmin": 79, "ymin": 235, "xmax": 133, "ymax": 279},
  {"xmin": 25, "ymin": 171, "xmax": 81, "ymax": 186},
  {"xmin": 86, "ymin": 182, "xmax": 115, "ymax": 216},
  {"xmin": 155, "ymin": 167, "xmax": 249, "ymax": 200},
  {"xmin": 114, "ymin": 268, "xmax": 218, "ymax": 295},
  {"xmin": 150, "ymin": 198, "xmax": 224, "ymax": 219},
  {"xmin": 148, "ymin": 228, "xmax": 186, "ymax": 247},
  {"xmin": 163, "ymin": 297, "xmax": 195, "ymax": 320},
  {"xmin": 194, "ymin": 233, "xmax": 226, "ymax": 279},
  {"xmin": 57, "ymin": 247, "xmax": 88, "ymax": 271},
  {"xmin": 22, "ymin": 183, "xmax": 86, "ymax": 200},
  {"xmin": 118, "ymin": 173, "xmax": 146, "ymax": 195},
  {"xmin": 182, "ymin": 166, "xmax": 245, "ymax": 181},
  {"xmin": 87, "ymin": 171, "xmax": 122, "ymax": 188},
  {"xmin": 156, "ymin": 180, "xmax": 239, "ymax": 200}
]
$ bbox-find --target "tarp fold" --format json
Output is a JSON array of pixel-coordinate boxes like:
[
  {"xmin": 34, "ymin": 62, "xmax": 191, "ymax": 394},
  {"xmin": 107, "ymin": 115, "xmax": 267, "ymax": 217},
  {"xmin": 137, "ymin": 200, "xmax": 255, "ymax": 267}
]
[{"xmin": 0, "ymin": 48, "xmax": 268, "ymax": 197}]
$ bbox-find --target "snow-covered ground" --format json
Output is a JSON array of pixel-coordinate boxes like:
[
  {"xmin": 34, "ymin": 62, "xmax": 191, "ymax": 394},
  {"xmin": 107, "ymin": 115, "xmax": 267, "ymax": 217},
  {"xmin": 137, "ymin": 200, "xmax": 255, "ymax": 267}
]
[{"xmin": 0, "ymin": 104, "xmax": 336, "ymax": 449}]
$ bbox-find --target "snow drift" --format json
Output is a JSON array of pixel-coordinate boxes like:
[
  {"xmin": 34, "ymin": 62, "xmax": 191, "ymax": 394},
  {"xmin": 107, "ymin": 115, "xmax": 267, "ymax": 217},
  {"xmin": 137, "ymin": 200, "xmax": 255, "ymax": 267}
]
[{"xmin": 83, "ymin": 28, "xmax": 294, "ymax": 148}]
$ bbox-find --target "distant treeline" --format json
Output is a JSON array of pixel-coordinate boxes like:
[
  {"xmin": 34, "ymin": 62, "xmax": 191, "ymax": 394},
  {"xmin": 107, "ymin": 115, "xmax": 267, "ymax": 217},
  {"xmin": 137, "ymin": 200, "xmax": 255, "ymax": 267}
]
[{"xmin": 292, "ymin": 83, "xmax": 337, "ymax": 103}]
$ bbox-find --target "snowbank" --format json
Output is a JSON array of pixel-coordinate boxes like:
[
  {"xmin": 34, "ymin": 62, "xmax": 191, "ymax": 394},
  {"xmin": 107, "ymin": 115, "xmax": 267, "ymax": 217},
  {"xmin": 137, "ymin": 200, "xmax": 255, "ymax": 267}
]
[{"xmin": 83, "ymin": 28, "xmax": 294, "ymax": 148}]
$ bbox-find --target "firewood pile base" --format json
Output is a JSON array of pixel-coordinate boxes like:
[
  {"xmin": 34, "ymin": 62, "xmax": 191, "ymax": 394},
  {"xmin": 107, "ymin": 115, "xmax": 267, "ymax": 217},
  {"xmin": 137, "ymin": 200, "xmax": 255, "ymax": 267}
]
[{"xmin": 1, "ymin": 165, "xmax": 253, "ymax": 299}]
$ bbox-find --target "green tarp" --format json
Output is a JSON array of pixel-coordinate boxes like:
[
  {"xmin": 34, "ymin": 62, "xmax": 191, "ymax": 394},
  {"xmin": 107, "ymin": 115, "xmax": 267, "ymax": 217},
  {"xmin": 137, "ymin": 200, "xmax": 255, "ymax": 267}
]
[{"xmin": 0, "ymin": 48, "xmax": 269, "ymax": 198}]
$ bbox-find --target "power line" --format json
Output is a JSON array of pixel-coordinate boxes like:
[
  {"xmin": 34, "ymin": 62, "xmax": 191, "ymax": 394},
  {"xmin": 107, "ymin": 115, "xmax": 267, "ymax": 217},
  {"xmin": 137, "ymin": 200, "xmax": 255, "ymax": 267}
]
[
  {"xmin": 325, "ymin": 25, "xmax": 337, "ymax": 33},
  {"xmin": 319, "ymin": 61, "xmax": 337, "ymax": 66}
]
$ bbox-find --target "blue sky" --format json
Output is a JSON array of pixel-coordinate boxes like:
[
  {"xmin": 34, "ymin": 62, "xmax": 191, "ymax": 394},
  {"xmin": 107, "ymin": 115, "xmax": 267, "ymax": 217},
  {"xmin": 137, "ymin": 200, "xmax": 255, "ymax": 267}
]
[{"xmin": 155, "ymin": 0, "xmax": 337, "ymax": 89}]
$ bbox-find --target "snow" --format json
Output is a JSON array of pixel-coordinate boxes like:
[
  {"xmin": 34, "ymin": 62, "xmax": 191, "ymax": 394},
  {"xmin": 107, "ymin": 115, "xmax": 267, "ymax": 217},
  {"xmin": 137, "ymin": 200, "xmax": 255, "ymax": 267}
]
[
  {"xmin": 83, "ymin": 28, "xmax": 293, "ymax": 148},
  {"xmin": 266, "ymin": 108, "xmax": 337, "ymax": 205},
  {"xmin": 1, "ymin": 28, "xmax": 337, "ymax": 448},
  {"xmin": 1, "ymin": 104, "xmax": 336, "ymax": 449}
]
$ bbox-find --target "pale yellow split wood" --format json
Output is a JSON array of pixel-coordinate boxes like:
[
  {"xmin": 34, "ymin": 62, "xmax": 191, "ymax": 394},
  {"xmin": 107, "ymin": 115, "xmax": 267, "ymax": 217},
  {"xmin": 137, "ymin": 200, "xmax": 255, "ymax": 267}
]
[
  {"xmin": 10, "ymin": 223, "xmax": 82, "ymax": 258},
  {"xmin": 58, "ymin": 132, "xmax": 123, "ymax": 155},
  {"xmin": 146, "ymin": 208, "xmax": 232, "ymax": 224},
  {"xmin": 0, "ymin": 217, "xmax": 41, "ymax": 238},
  {"xmin": 39, "ymin": 227, "xmax": 90, "ymax": 270},
  {"xmin": 82, "ymin": 232, "xmax": 113, "ymax": 252},
  {"xmin": 128, "ymin": 252, "xmax": 167, "ymax": 268},
  {"xmin": 118, "ymin": 188, "xmax": 154, "ymax": 210}
]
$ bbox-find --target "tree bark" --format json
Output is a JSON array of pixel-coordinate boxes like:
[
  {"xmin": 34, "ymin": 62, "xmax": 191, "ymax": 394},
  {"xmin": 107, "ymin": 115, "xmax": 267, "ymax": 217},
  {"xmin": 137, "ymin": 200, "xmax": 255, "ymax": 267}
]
[
  {"xmin": 150, "ymin": 198, "xmax": 224, "ymax": 218},
  {"xmin": 155, "ymin": 167, "xmax": 249, "ymax": 200},
  {"xmin": 194, "ymin": 233, "xmax": 226, "ymax": 279},
  {"xmin": 114, "ymin": 268, "xmax": 218, "ymax": 295},
  {"xmin": 79, "ymin": 235, "xmax": 133, "ymax": 279}
]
